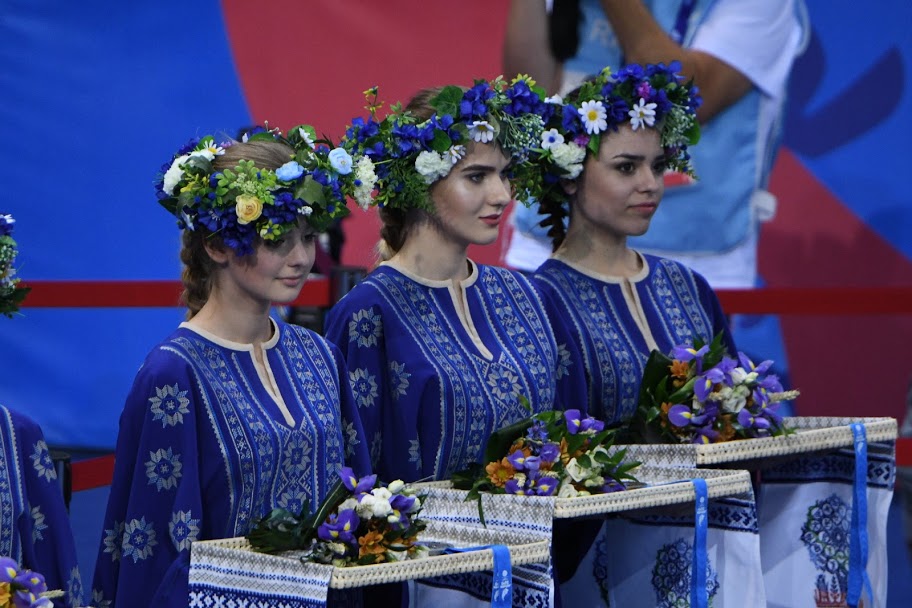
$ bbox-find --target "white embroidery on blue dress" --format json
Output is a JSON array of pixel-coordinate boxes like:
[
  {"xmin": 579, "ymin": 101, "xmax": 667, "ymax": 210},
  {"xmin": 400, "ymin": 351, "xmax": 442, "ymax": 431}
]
[
  {"xmin": 389, "ymin": 360, "xmax": 411, "ymax": 399},
  {"xmin": 145, "ymin": 447, "xmax": 182, "ymax": 491},
  {"xmin": 31, "ymin": 505, "xmax": 47, "ymax": 542},
  {"xmin": 122, "ymin": 516, "xmax": 157, "ymax": 563},
  {"xmin": 67, "ymin": 566, "xmax": 84, "ymax": 606},
  {"xmin": 91, "ymin": 589, "xmax": 113, "ymax": 608},
  {"xmin": 169, "ymin": 509, "xmax": 200, "ymax": 552},
  {"xmin": 350, "ymin": 368, "xmax": 379, "ymax": 408},
  {"xmin": 350, "ymin": 308, "xmax": 382, "ymax": 347},
  {"xmin": 102, "ymin": 520, "xmax": 124, "ymax": 562},
  {"xmin": 30, "ymin": 440, "xmax": 56, "ymax": 482},
  {"xmin": 149, "ymin": 383, "xmax": 191, "ymax": 427}
]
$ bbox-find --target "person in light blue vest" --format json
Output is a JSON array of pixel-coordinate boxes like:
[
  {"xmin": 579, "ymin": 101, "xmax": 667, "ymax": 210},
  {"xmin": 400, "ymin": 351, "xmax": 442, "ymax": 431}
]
[{"xmin": 502, "ymin": 0, "xmax": 807, "ymax": 289}]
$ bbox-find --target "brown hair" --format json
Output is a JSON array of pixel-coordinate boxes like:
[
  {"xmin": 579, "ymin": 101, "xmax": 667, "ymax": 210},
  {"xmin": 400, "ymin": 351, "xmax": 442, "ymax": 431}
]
[
  {"xmin": 179, "ymin": 139, "xmax": 294, "ymax": 318},
  {"xmin": 375, "ymin": 87, "xmax": 459, "ymax": 261}
]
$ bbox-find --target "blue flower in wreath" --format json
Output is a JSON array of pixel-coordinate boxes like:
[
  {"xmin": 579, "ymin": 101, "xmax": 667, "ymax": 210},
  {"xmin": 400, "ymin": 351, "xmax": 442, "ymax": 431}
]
[{"xmin": 651, "ymin": 538, "xmax": 720, "ymax": 608}]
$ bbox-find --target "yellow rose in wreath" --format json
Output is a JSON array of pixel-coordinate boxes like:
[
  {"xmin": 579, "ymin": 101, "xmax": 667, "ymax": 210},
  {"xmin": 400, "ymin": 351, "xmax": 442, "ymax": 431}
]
[{"xmin": 235, "ymin": 194, "xmax": 263, "ymax": 225}]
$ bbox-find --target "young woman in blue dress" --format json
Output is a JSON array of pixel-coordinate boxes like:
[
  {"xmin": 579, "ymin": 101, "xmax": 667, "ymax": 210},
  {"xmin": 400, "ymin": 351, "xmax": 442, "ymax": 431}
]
[
  {"xmin": 530, "ymin": 63, "xmax": 736, "ymax": 426},
  {"xmin": 325, "ymin": 80, "xmax": 586, "ymax": 486},
  {"xmin": 91, "ymin": 127, "xmax": 370, "ymax": 607}
]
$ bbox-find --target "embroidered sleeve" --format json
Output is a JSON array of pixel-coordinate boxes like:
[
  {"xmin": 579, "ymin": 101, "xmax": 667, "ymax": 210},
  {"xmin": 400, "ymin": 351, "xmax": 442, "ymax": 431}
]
[
  {"xmin": 14, "ymin": 410, "xmax": 85, "ymax": 607},
  {"xmin": 325, "ymin": 297, "xmax": 394, "ymax": 474},
  {"xmin": 91, "ymin": 352, "xmax": 203, "ymax": 607}
]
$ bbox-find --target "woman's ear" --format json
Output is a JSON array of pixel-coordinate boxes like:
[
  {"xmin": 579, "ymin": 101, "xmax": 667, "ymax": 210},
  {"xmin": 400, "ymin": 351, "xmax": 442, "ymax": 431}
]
[
  {"xmin": 203, "ymin": 239, "xmax": 231, "ymax": 265},
  {"xmin": 561, "ymin": 178, "xmax": 578, "ymax": 197}
]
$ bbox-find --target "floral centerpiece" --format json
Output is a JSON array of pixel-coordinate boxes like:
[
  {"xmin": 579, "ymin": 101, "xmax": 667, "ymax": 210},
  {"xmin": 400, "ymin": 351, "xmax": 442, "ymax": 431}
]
[
  {"xmin": 0, "ymin": 214, "xmax": 30, "ymax": 318},
  {"xmin": 248, "ymin": 468, "xmax": 428, "ymax": 566},
  {"xmin": 627, "ymin": 333, "xmax": 799, "ymax": 444},
  {"xmin": 0, "ymin": 558, "xmax": 62, "ymax": 608},
  {"xmin": 452, "ymin": 406, "xmax": 639, "ymax": 522}
]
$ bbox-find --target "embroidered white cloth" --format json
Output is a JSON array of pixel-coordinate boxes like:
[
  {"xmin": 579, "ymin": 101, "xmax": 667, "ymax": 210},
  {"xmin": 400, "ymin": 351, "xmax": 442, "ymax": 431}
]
[{"xmin": 412, "ymin": 488, "xmax": 555, "ymax": 608}]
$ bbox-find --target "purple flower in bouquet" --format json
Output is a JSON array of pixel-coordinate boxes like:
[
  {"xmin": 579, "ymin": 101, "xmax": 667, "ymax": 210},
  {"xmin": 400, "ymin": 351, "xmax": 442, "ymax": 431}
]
[
  {"xmin": 317, "ymin": 509, "xmax": 359, "ymax": 545},
  {"xmin": 506, "ymin": 450, "xmax": 533, "ymax": 471},
  {"xmin": 737, "ymin": 409, "xmax": 771, "ymax": 432},
  {"xmin": 534, "ymin": 474, "xmax": 559, "ymax": 496},
  {"xmin": 738, "ymin": 352, "xmax": 773, "ymax": 375},
  {"xmin": 538, "ymin": 442, "xmax": 560, "ymax": 465},
  {"xmin": 527, "ymin": 421, "xmax": 549, "ymax": 443},
  {"xmin": 504, "ymin": 478, "xmax": 526, "ymax": 495},
  {"xmin": 564, "ymin": 409, "xmax": 603, "ymax": 435},
  {"xmin": 564, "ymin": 409, "xmax": 584, "ymax": 434},
  {"xmin": 340, "ymin": 467, "xmax": 376, "ymax": 496},
  {"xmin": 672, "ymin": 344, "xmax": 709, "ymax": 363},
  {"xmin": 692, "ymin": 424, "xmax": 720, "ymax": 444}
]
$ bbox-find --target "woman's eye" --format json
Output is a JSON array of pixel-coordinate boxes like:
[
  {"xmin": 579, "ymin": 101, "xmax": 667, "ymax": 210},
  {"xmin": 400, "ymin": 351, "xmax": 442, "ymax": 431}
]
[
  {"xmin": 653, "ymin": 161, "xmax": 667, "ymax": 175},
  {"xmin": 616, "ymin": 162, "xmax": 635, "ymax": 174},
  {"xmin": 468, "ymin": 173, "xmax": 485, "ymax": 183},
  {"xmin": 264, "ymin": 238, "xmax": 286, "ymax": 250},
  {"xmin": 302, "ymin": 233, "xmax": 317, "ymax": 243}
]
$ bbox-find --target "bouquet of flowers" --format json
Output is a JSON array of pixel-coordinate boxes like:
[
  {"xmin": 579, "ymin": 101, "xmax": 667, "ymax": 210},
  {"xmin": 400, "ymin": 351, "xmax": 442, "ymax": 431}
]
[
  {"xmin": 629, "ymin": 333, "xmax": 799, "ymax": 444},
  {"xmin": 0, "ymin": 557, "xmax": 62, "ymax": 608},
  {"xmin": 0, "ymin": 214, "xmax": 30, "ymax": 318},
  {"xmin": 248, "ymin": 468, "xmax": 428, "ymax": 566},
  {"xmin": 453, "ymin": 406, "xmax": 639, "ymax": 521}
]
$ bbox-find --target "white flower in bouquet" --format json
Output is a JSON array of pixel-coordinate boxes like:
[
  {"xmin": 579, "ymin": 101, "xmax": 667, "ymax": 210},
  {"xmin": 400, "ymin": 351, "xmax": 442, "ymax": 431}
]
[
  {"xmin": 565, "ymin": 458, "xmax": 589, "ymax": 483},
  {"xmin": 387, "ymin": 480, "xmax": 405, "ymax": 494},
  {"xmin": 557, "ymin": 478, "xmax": 580, "ymax": 498},
  {"xmin": 719, "ymin": 384, "xmax": 750, "ymax": 413},
  {"xmin": 371, "ymin": 487, "xmax": 392, "ymax": 501},
  {"xmin": 583, "ymin": 475, "xmax": 606, "ymax": 488},
  {"xmin": 729, "ymin": 367, "xmax": 758, "ymax": 385},
  {"xmin": 338, "ymin": 497, "xmax": 360, "ymax": 513},
  {"xmin": 356, "ymin": 493, "xmax": 392, "ymax": 518}
]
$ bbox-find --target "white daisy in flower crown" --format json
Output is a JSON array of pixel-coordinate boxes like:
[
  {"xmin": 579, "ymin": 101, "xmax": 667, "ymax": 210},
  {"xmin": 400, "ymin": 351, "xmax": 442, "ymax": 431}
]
[
  {"xmin": 534, "ymin": 62, "xmax": 701, "ymax": 213},
  {"xmin": 340, "ymin": 75, "xmax": 557, "ymax": 212}
]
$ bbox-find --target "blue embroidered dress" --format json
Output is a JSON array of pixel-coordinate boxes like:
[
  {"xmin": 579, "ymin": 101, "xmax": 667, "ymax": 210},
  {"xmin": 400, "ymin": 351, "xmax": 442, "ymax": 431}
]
[
  {"xmin": 533, "ymin": 253, "xmax": 735, "ymax": 424},
  {"xmin": 324, "ymin": 261, "xmax": 583, "ymax": 482},
  {"xmin": 91, "ymin": 320, "xmax": 369, "ymax": 608},
  {"xmin": 0, "ymin": 406, "xmax": 83, "ymax": 607}
]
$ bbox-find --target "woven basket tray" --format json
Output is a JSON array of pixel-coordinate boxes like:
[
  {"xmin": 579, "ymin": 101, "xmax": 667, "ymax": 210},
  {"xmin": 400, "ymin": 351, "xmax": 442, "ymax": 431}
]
[
  {"xmin": 417, "ymin": 465, "xmax": 752, "ymax": 519},
  {"xmin": 614, "ymin": 416, "xmax": 897, "ymax": 467},
  {"xmin": 193, "ymin": 532, "xmax": 550, "ymax": 589}
]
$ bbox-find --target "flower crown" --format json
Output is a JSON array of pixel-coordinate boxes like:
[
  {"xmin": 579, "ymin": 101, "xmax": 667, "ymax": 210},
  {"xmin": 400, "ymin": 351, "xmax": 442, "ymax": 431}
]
[
  {"xmin": 155, "ymin": 125, "xmax": 353, "ymax": 255},
  {"xmin": 0, "ymin": 214, "xmax": 30, "ymax": 318},
  {"xmin": 538, "ymin": 62, "xmax": 701, "ymax": 200},
  {"xmin": 341, "ymin": 77, "xmax": 554, "ymax": 212}
]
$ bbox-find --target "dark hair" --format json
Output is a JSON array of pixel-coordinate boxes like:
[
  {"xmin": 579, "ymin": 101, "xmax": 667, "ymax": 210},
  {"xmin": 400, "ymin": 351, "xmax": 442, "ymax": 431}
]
[
  {"xmin": 375, "ymin": 87, "xmax": 452, "ymax": 261},
  {"xmin": 179, "ymin": 139, "xmax": 294, "ymax": 318}
]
